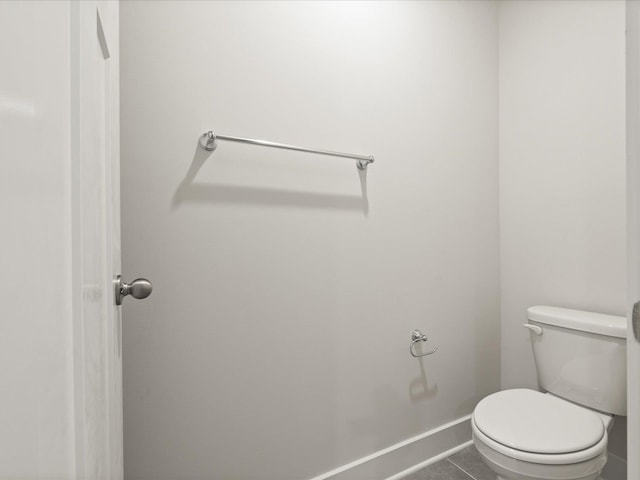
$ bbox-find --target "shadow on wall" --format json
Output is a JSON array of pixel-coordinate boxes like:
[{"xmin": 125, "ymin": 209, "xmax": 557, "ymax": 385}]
[
  {"xmin": 347, "ymin": 364, "xmax": 438, "ymax": 454},
  {"xmin": 172, "ymin": 141, "xmax": 370, "ymax": 215},
  {"xmin": 409, "ymin": 355, "xmax": 438, "ymax": 402}
]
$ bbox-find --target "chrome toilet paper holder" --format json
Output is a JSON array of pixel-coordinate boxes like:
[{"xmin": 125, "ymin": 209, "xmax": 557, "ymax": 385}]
[{"xmin": 410, "ymin": 329, "xmax": 438, "ymax": 357}]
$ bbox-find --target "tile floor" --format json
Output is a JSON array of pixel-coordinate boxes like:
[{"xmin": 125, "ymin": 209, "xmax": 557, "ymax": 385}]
[{"xmin": 401, "ymin": 445, "xmax": 496, "ymax": 480}]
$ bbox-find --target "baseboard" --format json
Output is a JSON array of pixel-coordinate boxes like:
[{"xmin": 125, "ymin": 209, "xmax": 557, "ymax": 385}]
[
  {"xmin": 601, "ymin": 452, "xmax": 627, "ymax": 480},
  {"xmin": 307, "ymin": 415, "xmax": 472, "ymax": 480}
]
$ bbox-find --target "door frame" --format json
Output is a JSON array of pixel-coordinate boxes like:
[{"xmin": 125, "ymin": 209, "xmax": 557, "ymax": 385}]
[
  {"xmin": 627, "ymin": 1, "xmax": 640, "ymax": 476},
  {"xmin": 70, "ymin": 1, "xmax": 122, "ymax": 478}
]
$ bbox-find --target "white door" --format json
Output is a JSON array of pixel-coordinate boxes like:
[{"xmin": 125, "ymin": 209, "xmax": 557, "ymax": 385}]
[
  {"xmin": 71, "ymin": 1, "xmax": 123, "ymax": 478},
  {"xmin": 0, "ymin": 1, "xmax": 126, "ymax": 478},
  {"xmin": 627, "ymin": 1, "xmax": 640, "ymax": 476}
]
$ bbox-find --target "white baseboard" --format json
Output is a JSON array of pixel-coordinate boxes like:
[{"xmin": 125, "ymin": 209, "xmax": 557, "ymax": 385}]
[
  {"xmin": 601, "ymin": 452, "xmax": 627, "ymax": 480},
  {"xmin": 307, "ymin": 416, "xmax": 472, "ymax": 480}
]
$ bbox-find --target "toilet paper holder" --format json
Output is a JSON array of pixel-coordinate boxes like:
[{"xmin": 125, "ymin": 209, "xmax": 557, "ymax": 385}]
[{"xmin": 410, "ymin": 329, "xmax": 438, "ymax": 357}]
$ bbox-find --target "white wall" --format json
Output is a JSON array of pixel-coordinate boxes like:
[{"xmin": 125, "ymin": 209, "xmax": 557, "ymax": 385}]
[
  {"xmin": 0, "ymin": 1, "xmax": 75, "ymax": 477},
  {"xmin": 498, "ymin": 0, "xmax": 627, "ymax": 460},
  {"xmin": 120, "ymin": 1, "xmax": 500, "ymax": 479}
]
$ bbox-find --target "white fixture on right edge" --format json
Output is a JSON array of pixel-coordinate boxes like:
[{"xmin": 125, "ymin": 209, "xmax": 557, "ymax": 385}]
[{"xmin": 472, "ymin": 306, "xmax": 627, "ymax": 480}]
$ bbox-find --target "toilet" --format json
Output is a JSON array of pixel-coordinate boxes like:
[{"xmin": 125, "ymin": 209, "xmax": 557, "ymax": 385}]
[{"xmin": 472, "ymin": 306, "xmax": 627, "ymax": 480}]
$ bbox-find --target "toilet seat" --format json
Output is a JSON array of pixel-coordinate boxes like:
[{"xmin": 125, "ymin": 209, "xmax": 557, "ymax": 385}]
[{"xmin": 472, "ymin": 389, "xmax": 608, "ymax": 465}]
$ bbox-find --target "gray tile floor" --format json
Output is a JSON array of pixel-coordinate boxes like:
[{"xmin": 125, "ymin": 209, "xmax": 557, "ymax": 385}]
[{"xmin": 401, "ymin": 445, "xmax": 496, "ymax": 480}]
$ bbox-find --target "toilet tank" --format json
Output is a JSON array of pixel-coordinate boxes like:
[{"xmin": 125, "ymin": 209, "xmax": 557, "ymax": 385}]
[{"xmin": 526, "ymin": 306, "xmax": 627, "ymax": 416}]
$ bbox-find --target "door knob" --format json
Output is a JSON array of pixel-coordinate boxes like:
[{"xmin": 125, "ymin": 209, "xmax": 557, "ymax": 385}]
[{"xmin": 114, "ymin": 275, "xmax": 153, "ymax": 305}]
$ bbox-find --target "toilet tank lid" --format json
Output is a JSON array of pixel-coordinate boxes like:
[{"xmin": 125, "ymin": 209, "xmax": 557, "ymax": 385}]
[{"xmin": 527, "ymin": 306, "xmax": 626, "ymax": 338}]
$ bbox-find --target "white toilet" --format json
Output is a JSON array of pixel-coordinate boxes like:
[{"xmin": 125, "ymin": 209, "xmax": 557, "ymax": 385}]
[{"xmin": 472, "ymin": 306, "xmax": 627, "ymax": 480}]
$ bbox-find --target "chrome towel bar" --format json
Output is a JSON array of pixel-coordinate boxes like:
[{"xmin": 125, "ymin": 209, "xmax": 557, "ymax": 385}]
[{"xmin": 199, "ymin": 130, "xmax": 375, "ymax": 170}]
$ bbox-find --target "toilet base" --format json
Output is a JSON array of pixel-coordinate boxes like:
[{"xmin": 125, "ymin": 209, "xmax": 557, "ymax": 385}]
[
  {"xmin": 496, "ymin": 477, "xmax": 605, "ymax": 480},
  {"xmin": 481, "ymin": 455, "xmax": 601, "ymax": 480},
  {"xmin": 483, "ymin": 460, "xmax": 600, "ymax": 480},
  {"xmin": 473, "ymin": 432, "xmax": 605, "ymax": 480}
]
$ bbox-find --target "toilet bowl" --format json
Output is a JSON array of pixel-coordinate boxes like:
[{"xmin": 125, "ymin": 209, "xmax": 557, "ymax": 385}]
[
  {"xmin": 471, "ymin": 306, "xmax": 626, "ymax": 480},
  {"xmin": 472, "ymin": 389, "xmax": 610, "ymax": 480}
]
